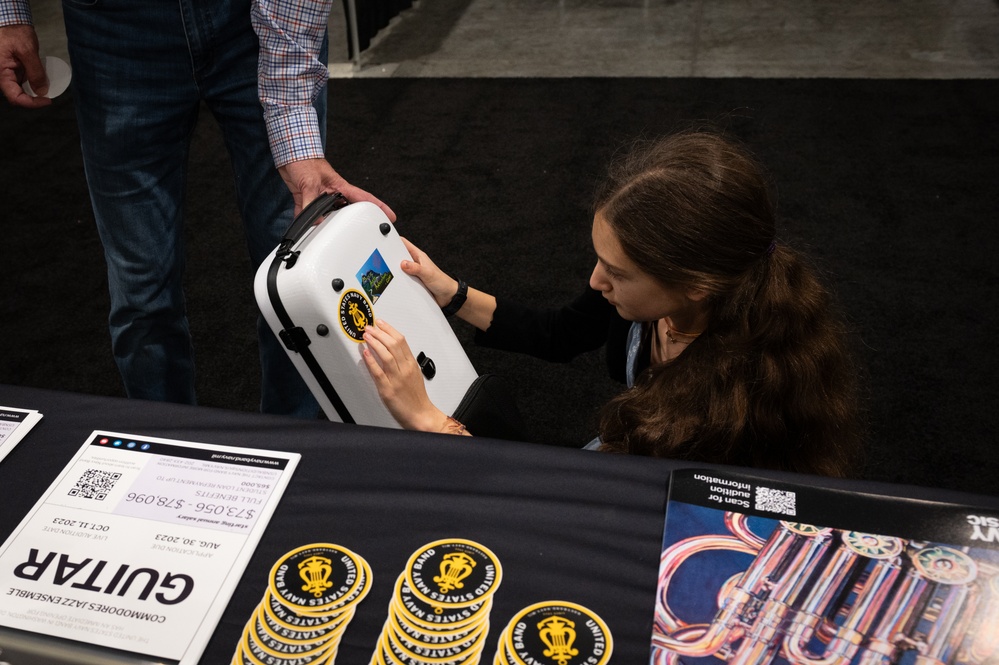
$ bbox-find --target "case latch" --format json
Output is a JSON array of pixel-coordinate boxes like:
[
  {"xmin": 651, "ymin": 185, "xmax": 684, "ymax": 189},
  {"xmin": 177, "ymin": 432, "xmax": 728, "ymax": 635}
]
[{"xmin": 279, "ymin": 326, "xmax": 312, "ymax": 354}]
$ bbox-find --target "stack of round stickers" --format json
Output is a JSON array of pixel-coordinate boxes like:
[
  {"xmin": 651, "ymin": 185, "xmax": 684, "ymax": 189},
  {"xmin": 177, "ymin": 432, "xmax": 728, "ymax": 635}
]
[
  {"xmin": 371, "ymin": 538, "xmax": 503, "ymax": 665},
  {"xmin": 233, "ymin": 543, "xmax": 373, "ymax": 665},
  {"xmin": 493, "ymin": 601, "xmax": 613, "ymax": 665}
]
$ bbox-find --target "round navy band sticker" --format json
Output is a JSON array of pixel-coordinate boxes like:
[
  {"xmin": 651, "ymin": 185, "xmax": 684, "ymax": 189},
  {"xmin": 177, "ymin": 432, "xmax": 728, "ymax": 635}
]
[
  {"xmin": 257, "ymin": 602, "xmax": 343, "ymax": 643},
  {"xmin": 241, "ymin": 629, "xmax": 333, "ymax": 665},
  {"xmin": 505, "ymin": 601, "xmax": 613, "ymax": 665},
  {"xmin": 285, "ymin": 555, "xmax": 373, "ymax": 618},
  {"xmin": 390, "ymin": 603, "xmax": 487, "ymax": 647},
  {"xmin": 264, "ymin": 590, "xmax": 340, "ymax": 629},
  {"xmin": 394, "ymin": 574, "xmax": 491, "ymax": 630},
  {"xmin": 382, "ymin": 628, "xmax": 483, "ymax": 665},
  {"xmin": 249, "ymin": 613, "xmax": 333, "ymax": 660},
  {"xmin": 406, "ymin": 539, "xmax": 502, "ymax": 608},
  {"xmin": 339, "ymin": 289, "xmax": 374, "ymax": 342},
  {"xmin": 387, "ymin": 613, "xmax": 488, "ymax": 661},
  {"xmin": 269, "ymin": 543, "xmax": 364, "ymax": 611}
]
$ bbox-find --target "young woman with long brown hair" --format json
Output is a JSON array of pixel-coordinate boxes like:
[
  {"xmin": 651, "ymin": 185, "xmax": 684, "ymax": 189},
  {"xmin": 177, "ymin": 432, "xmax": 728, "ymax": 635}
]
[{"xmin": 361, "ymin": 130, "xmax": 864, "ymax": 477}]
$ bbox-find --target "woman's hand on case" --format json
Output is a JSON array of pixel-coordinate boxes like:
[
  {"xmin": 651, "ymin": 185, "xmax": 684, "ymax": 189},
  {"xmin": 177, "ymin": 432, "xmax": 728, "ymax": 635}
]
[
  {"xmin": 362, "ymin": 318, "xmax": 446, "ymax": 432},
  {"xmin": 400, "ymin": 238, "xmax": 459, "ymax": 307}
]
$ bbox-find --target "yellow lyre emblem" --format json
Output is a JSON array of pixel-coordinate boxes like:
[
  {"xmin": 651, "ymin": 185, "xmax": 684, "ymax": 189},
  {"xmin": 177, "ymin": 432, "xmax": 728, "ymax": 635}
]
[
  {"xmin": 538, "ymin": 616, "xmax": 579, "ymax": 665},
  {"xmin": 298, "ymin": 555, "xmax": 334, "ymax": 597},
  {"xmin": 348, "ymin": 302, "xmax": 368, "ymax": 331},
  {"xmin": 432, "ymin": 552, "xmax": 476, "ymax": 593}
]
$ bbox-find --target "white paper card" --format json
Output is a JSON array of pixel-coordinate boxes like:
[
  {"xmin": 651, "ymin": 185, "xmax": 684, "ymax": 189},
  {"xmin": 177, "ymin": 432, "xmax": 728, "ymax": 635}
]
[
  {"xmin": 0, "ymin": 430, "xmax": 299, "ymax": 664},
  {"xmin": 0, "ymin": 407, "xmax": 43, "ymax": 464}
]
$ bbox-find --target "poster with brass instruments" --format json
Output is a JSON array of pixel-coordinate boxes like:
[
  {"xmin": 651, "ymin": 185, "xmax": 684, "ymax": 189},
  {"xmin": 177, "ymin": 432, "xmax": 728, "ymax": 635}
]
[{"xmin": 651, "ymin": 469, "xmax": 999, "ymax": 665}]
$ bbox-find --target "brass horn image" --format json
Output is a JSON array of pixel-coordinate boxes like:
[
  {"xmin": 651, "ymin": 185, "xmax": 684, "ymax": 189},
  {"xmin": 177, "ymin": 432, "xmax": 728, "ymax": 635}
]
[{"xmin": 650, "ymin": 508, "xmax": 999, "ymax": 665}]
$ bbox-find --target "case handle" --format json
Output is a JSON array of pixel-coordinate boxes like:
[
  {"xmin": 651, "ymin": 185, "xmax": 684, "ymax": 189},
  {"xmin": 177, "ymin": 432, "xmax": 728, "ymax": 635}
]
[{"xmin": 277, "ymin": 192, "xmax": 349, "ymax": 258}]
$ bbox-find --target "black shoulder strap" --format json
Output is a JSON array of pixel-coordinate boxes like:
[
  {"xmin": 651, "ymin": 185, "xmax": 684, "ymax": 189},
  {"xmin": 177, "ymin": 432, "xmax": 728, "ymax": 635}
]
[{"xmin": 265, "ymin": 193, "xmax": 355, "ymax": 424}]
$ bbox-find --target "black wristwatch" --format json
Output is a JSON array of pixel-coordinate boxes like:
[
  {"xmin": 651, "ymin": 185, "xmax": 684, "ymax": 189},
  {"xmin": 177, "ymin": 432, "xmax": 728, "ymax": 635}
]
[{"xmin": 441, "ymin": 279, "xmax": 468, "ymax": 317}]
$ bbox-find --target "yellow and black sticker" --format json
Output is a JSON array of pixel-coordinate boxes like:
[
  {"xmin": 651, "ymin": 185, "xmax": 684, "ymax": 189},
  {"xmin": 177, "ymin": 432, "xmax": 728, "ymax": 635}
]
[
  {"xmin": 503, "ymin": 601, "xmax": 613, "ymax": 665},
  {"xmin": 249, "ymin": 611, "xmax": 334, "ymax": 660},
  {"xmin": 263, "ymin": 589, "xmax": 343, "ymax": 630},
  {"xmin": 405, "ymin": 539, "xmax": 503, "ymax": 609},
  {"xmin": 268, "ymin": 543, "xmax": 366, "ymax": 612},
  {"xmin": 381, "ymin": 626, "xmax": 484, "ymax": 665},
  {"xmin": 384, "ymin": 619, "xmax": 487, "ymax": 664},
  {"xmin": 492, "ymin": 634, "xmax": 516, "ymax": 665},
  {"xmin": 232, "ymin": 543, "xmax": 370, "ymax": 665},
  {"xmin": 389, "ymin": 603, "xmax": 488, "ymax": 649},
  {"xmin": 256, "ymin": 603, "xmax": 343, "ymax": 645},
  {"xmin": 338, "ymin": 289, "xmax": 374, "ymax": 342},
  {"xmin": 388, "ymin": 606, "xmax": 488, "ymax": 651},
  {"xmin": 240, "ymin": 628, "xmax": 335, "ymax": 665},
  {"xmin": 392, "ymin": 574, "xmax": 491, "ymax": 631}
]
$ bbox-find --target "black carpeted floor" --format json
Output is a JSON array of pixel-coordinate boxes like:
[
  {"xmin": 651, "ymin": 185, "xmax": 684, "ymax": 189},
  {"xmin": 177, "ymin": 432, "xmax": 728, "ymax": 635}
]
[{"xmin": 2, "ymin": 78, "xmax": 997, "ymax": 496}]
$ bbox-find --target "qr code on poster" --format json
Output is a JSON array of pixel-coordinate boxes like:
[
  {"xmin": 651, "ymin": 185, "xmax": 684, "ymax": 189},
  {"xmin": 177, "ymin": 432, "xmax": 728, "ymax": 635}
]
[
  {"xmin": 755, "ymin": 486, "xmax": 796, "ymax": 516},
  {"xmin": 68, "ymin": 468, "xmax": 122, "ymax": 501}
]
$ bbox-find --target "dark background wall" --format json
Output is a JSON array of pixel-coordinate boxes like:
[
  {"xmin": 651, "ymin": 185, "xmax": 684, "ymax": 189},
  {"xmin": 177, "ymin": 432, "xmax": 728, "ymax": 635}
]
[{"xmin": 2, "ymin": 78, "xmax": 997, "ymax": 496}]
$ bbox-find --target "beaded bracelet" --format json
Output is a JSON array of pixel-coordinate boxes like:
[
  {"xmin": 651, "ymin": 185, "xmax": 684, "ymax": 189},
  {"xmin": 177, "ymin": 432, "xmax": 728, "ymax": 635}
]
[{"xmin": 441, "ymin": 415, "xmax": 468, "ymax": 436}]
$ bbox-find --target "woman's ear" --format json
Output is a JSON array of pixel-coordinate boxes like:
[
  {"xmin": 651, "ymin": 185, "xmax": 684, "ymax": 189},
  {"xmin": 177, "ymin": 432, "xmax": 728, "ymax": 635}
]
[{"xmin": 685, "ymin": 286, "xmax": 710, "ymax": 302}]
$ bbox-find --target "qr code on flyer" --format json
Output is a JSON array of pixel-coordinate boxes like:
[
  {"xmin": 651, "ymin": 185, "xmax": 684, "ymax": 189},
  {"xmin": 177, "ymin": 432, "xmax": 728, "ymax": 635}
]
[
  {"xmin": 755, "ymin": 486, "xmax": 796, "ymax": 516},
  {"xmin": 68, "ymin": 468, "xmax": 122, "ymax": 501}
]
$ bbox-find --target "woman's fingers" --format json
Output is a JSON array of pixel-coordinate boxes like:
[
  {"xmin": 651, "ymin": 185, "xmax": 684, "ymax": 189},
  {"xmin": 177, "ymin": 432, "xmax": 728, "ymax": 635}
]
[
  {"xmin": 361, "ymin": 319, "xmax": 443, "ymax": 431},
  {"xmin": 367, "ymin": 319, "xmax": 409, "ymax": 360},
  {"xmin": 362, "ymin": 320, "xmax": 401, "ymax": 373},
  {"xmin": 363, "ymin": 319, "xmax": 425, "ymax": 386},
  {"xmin": 371, "ymin": 317, "xmax": 402, "ymax": 338},
  {"xmin": 362, "ymin": 322, "xmax": 406, "ymax": 398},
  {"xmin": 400, "ymin": 238, "xmax": 430, "ymax": 281},
  {"xmin": 399, "ymin": 237, "xmax": 458, "ymax": 307},
  {"xmin": 400, "ymin": 237, "xmax": 424, "ymax": 260},
  {"xmin": 361, "ymin": 332, "xmax": 391, "ymax": 377}
]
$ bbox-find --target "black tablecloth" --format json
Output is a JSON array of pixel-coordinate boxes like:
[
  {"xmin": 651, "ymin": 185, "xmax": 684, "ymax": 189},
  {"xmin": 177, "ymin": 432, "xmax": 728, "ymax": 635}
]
[{"xmin": 2, "ymin": 384, "xmax": 997, "ymax": 664}]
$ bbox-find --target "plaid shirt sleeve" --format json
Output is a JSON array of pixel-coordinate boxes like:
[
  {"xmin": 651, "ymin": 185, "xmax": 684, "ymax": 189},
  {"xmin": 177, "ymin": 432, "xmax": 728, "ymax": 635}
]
[
  {"xmin": 0, "ymin": 0, "xmax": 33, "ymax": 26},
  {"xmin": 251, "ymin": 0, "xmax": 332, "ymax": 168}
]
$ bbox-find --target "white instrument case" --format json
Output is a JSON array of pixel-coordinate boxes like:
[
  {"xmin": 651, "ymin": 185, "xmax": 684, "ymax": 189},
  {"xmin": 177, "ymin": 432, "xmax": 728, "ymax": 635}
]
[{"xmin": 254, "ymin": 194, "xmax": 478, "ymax": 427}]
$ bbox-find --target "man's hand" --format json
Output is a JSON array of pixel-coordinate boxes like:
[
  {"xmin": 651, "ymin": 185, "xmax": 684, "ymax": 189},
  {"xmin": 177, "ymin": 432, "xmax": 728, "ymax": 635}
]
[
  {"xmin": 279, "ymin": 158, "xmax": 396, "ymax": 221},
  {"xmin": 0, "ymin": 24, "xmax": 51, "ymax": 108}
]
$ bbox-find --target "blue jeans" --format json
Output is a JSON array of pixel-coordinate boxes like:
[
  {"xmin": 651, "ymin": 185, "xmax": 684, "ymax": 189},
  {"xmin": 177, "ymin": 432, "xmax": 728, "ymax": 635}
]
[{"xmin": 62, "ymin": 0, "xmax": 325, "ymax": 417}]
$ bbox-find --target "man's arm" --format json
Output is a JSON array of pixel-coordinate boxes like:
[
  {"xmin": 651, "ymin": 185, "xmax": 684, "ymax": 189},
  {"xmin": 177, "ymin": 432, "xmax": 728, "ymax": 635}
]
[
  {"xmin": 251, "ymin": 0, "xmax": 330, "ymax": 168},
  {"xmin": 251, "ymin": 0, "xmax": 395, "ymax": 219},
  {"xmin": 0, "ymin": 1, "xmax": 51, "ymax": 108}
]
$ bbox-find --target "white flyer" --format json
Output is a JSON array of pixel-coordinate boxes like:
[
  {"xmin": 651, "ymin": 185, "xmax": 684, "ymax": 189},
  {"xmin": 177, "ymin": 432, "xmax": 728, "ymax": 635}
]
[
  {"xmin": 0, "ymin": 407, "xmax": 43, "ymax": 464},
  {"xmin": 0, "ymin": 430, "xmax": 300, "ymax": 664}
]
